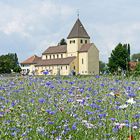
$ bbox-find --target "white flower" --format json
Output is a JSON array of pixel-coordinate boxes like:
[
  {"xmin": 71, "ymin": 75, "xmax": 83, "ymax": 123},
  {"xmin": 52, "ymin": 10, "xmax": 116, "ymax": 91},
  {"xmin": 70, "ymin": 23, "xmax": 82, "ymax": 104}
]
[
  {"xmin": 119, "ymin": 104, "xmax": 128, "ymax": 109},
  {"xmin": 82, "ymin": 120, "xmax": 94, "ymax": 129},
  {"xmin": 126, "ymin": 98, "xmax": 136, "ymax": 104},
  {"xmin": 133, "ymin": 126, "xmax": 138, "ymax": 129},
  {"xmin": 82, "ymin": 120, "xmax": 88, "ymax": 123},
  {"xmin": 109, "ymin": 92, "xmax": 115, "ymax": 96}
]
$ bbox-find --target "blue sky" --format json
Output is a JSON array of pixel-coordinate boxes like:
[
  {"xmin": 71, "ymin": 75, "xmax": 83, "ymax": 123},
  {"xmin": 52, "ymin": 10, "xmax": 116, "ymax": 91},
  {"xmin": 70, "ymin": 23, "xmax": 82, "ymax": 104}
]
[{"xmin": 0, "ymin": 0, "xmax": 140, "ymax": 62}]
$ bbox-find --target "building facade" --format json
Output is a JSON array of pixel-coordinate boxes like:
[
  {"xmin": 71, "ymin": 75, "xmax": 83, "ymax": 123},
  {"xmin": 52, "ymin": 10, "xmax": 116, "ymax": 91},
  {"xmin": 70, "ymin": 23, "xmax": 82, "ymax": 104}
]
[{"xmin": 21, "ymin": 18, "xmax": 99, "ymax": 75}]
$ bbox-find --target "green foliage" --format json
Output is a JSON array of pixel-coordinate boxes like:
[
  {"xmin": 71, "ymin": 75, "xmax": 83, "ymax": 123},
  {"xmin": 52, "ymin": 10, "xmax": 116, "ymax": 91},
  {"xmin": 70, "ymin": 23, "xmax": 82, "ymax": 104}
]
[
  {"xmin": 131, "ymin": 53, "xmax": 140, "ymax": 61},
  {"xmin": 108, "ymin": 43, "xmax": 130, "ymax": 73},
  {"xmin": 134, "ymin": 63, "xmax": 140, "ymax": 76},
  {"xmin": 58, "ymin": 38, "xmax": 67, "ymax": 45},
  {"xmin": 0, "ymin": 53, "xmax": 21, "ymax": 74},
  {"xmin": 99, "ymin": 61, "xmax": 106, "ymax": 73}
]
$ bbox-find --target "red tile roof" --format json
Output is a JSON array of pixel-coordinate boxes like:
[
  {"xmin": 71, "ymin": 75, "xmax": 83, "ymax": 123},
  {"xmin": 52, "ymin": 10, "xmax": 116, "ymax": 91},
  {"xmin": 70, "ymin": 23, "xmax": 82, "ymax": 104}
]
[
  {"xmin": 78, "ymin": 43, "xmax": 93, "ymax": 52},
  {"xmin": 42, "ymin": 45, "xmax": 67, "ymax": 54},
  {"xmin": 21, "ymin": 55, "xmax": 41, "ymax": 64},
  {"xmin": 128, "ymin": 61, "xmax": 138, "ymax": 71},
  {"xmin": 36, "ymin": 57, "xmax": 76, "ymax": 66}
]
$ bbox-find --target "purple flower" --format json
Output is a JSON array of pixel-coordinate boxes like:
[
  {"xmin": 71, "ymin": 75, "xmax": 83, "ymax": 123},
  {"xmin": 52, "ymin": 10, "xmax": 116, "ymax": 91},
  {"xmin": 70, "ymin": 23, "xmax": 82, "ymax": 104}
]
[
  {"xmin": 43, "ymin": 70, "xmax": 49, "ymax": 75},
  {"xmin": 134, "ymin": 114, "xmax": 140, "ymax": 119},
  {"xmin": 48, "ymin": 121, "xmax": 54, "ymax": 125},
  {"xmin": 98, "ymin": 113, "xmax": 106, "ymax": 119},
  {"xmin": 128, "ymin": 93, "xmax": 136, "ymax": 98},
  {"xmin": 110, "ymin": 118, "xmax": 116, "ymax": 121},
  {"xmin": 38, "ymin": 98, "xmax": 45, "ymax": 104},
  {"xmin": 72, "ymin": 122, "xmax": 77, "ymax": 130}
]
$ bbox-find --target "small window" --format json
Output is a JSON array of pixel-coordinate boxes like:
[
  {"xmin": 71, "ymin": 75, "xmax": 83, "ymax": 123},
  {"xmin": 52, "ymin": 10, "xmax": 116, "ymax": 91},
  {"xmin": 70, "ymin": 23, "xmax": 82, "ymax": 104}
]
[
  {"xmin": 53, "ymin": 55, "xmax": 55, "ymax": 59},
  {"xmin": 73, "ymin": 66, "xmax": 75, "ymax": 70},
  {"xmin": 61, "ymin": 66, "xmax": 62, "ymax": 69},
  {"xmin": 82, "ymin": 58, "xmax": 84, "ymax": 64},
  {"xmin": 66, "ymin": 66, "xmax": 67, "ymax": 70},
  {"xmin": 50, "ymin": 55, "xmax": 51, "ymax": 59},
  {"xmin": 85, "ymin": 40, "xmax": 87, "ymax": 44},
  {"xmin": 70, "ymin": 40, "xmax": 72, "ymax": 44},
  {"xmin": 61, "ymin": 54, "xmax": 63, "ymax": 58},
  {"xmin": 73, "ymin": 40, "xmax": 75, "ymax": 43},
  {"xmin": 85, "ymin": 71, "xmax": 87, "ymax": 73},
  {"xmin": 46, "ymin": 55, "xmax": 48, "ymax": 59},
  {"xmin": 57, "ymin": 54, "xmax": 59, "ymax": 58},
  {"xmin": 81, "ymin": 40, "xmax": 83, "ymax": 43}
]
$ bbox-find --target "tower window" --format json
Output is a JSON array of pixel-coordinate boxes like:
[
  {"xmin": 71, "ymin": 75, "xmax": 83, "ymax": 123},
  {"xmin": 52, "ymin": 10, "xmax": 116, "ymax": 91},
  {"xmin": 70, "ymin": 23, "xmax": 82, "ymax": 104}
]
[
  {"xmin": 57, "ymin": 54, "xmax": 59, "ymax": 58},
  {"xmin": 46, "ymin": 55, "xmax": 47, "ymax": 59},
  {"xmin": 70, "ymin": 40, "xmax": 72, "ymax": 44},
  {"xmin": 53, "ymin": 55, "xmax": 55, "ymax": 59},
  {"xmin": 50, "ymin": 55, "xmax": 51, "ymax": 59},
  {"xmin": 85, "ymin": 40, "xmax": 87, "ymax": 44},
  {"xmin": 82, "ymin": 58, "xmax": 84, "ymax": 64},
  {"xmin": 81, "ymin": 40, "xmax": 83, "ymax": 43}
]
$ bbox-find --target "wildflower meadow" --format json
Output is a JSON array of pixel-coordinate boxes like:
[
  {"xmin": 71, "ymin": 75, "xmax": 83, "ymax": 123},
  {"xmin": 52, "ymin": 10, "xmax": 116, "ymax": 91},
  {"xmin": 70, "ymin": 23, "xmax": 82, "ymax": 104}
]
[{"xmin": 0, "ymin": 75, "xmax": 140, "ymax": 140}]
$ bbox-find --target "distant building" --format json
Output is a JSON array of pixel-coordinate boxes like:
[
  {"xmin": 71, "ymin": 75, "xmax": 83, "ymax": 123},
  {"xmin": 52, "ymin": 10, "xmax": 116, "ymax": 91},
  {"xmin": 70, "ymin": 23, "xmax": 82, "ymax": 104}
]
[
  {"xmin": 128, "ymin": 61, "xmax": 138, "ymax": 71},
  {"xmin": 21, "ymin": 18, "xmax": 99, "ymax": 75}
]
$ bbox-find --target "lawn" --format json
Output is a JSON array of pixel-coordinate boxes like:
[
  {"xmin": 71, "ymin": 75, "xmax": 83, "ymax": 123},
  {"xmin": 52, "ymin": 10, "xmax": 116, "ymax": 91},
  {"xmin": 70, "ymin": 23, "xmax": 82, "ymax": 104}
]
[{"xmin": 0, "ymin": 75, "xmax": 140, "ymax": 140}]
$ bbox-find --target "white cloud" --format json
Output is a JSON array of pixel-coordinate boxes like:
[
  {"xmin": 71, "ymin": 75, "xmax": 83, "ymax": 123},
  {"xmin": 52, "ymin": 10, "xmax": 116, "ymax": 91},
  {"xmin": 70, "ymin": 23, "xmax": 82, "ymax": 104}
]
[{"xmin": 91, "ymin": 21, "xmax": 140, "ymax": 62}]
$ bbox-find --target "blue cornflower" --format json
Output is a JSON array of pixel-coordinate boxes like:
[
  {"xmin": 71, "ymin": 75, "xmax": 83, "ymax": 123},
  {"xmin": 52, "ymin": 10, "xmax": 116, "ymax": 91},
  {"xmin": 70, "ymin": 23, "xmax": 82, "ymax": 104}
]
[
  {"xmin": 98, "ymin": 113, "xmax": 106, "ymax": 119},
  {"xmin": 128, "ymin": 92, "xmax": 136, "ymax": 98},
  {"xmin": 110, "ymin": 118, "xmax": 116, "ymax": 121},
  {"xmin": 85, "ymin": 110, "xmax": 93, "ymax": 115},
  {"xmin": 43, "ymin": 70, "xmax": 49, "ymax": 75},
  {"xmin": 134, "ymin": 114, "xmax": 140, "ymax": 119},
  {"xmin": 72, "ymin": 122, "xmax": 77, "ymax": 130},
  {"xmin": 48, "ymin": 121, "xmax": 54, "ymax": 125},
  {"xmin": 38, "ymin": 98, "xmax": 45, "ymax": 103}
]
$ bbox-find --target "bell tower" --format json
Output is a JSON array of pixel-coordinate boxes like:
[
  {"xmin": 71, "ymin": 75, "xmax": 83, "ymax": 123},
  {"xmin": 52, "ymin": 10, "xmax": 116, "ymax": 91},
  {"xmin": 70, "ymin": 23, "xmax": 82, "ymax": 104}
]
[{"xmin": 67, "ymin": 18, "xmax": 90, "ymax": 57}]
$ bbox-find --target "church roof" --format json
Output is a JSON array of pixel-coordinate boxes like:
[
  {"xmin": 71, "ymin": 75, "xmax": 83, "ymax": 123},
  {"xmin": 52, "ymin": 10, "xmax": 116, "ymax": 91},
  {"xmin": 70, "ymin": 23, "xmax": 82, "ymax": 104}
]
[
  {"xmin": 67, "ymin": 18, "xmax": 90, "ymax": 39},
  {"xmin": 36, "ymin": 57, "xmax": 76, "ymax": 66},
  {"xmin": 21, "ymin": 55, "xmax": 41, "ymax": 64},
  {"xmin": 78, "ymin": 43, "xmax": 93, "ymax": 52},
  {"xmin": 42, "ymin": 45, "xmax": 67, "ymax": 54}
]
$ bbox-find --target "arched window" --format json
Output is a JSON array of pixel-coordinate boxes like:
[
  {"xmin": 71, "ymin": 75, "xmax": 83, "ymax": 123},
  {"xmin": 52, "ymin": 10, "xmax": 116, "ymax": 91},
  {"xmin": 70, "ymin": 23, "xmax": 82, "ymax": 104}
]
[{"xmin": 81, "ymin": 40, "xmax": 83, "ymax": 43}]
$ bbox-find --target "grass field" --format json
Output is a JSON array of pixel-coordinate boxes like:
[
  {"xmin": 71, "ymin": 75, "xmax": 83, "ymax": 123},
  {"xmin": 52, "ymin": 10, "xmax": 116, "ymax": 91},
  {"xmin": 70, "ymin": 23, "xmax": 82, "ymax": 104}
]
[{"xmin": 0, "ymin": 75, "xmax": 140, "ymax": 140}]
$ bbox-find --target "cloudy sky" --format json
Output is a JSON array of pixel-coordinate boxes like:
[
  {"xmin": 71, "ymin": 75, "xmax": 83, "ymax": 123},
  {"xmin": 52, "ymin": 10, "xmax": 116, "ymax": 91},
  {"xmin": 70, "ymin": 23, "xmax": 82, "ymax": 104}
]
[{"xmin": 0, "ymin": 0, "xmax": 140, "ymax": 62}]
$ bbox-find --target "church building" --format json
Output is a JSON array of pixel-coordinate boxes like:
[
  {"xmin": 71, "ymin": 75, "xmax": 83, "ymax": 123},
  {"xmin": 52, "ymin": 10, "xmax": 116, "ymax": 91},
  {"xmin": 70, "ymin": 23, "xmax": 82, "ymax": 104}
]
[{"xmin": 21, "ymin": 18, "xmax": 99, "ymax": 75}]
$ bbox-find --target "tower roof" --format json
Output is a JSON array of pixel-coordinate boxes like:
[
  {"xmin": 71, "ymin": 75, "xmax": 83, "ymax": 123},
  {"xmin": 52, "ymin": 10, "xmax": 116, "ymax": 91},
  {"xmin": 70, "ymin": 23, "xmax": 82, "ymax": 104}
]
[{"xmin": 67, "ymin": 18, "xmax": 90, "ymax": 39}]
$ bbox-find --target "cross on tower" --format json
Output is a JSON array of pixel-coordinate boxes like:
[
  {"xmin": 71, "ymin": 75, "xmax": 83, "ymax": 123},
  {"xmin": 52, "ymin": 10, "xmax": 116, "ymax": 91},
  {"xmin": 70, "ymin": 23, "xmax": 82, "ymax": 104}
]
[{"xmin": 77, "ymin": 9, "xmax": 79, "ymax": 18}]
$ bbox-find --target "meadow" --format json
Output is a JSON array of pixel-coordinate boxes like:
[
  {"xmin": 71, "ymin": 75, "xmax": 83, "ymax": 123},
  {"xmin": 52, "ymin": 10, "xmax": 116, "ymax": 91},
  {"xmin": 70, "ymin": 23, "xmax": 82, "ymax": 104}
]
[{"xmin": 0, "ymin": 75, "xmax": 140, "ymax": 140}]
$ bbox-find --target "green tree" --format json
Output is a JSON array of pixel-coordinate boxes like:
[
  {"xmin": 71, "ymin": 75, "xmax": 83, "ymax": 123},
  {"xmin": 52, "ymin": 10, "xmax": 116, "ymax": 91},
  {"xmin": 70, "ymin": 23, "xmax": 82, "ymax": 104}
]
[
  {"xmin": 58, "ymin": 38, "xmax": 67, "ymax": 45},
  {"xmin": 0, "ymin": 53, "xmax": 21, "ymax": 74},
  {"xmin": 108, "ymin": 43, "xmax": 130, "ymax": 73},
  {"xmin": 134, "ymin": 63, "xmax": 140, "ymax": 76},
  {"xmin": 131, "ymin": 53, "xmax": 140, "ymax": 61},
  {"xmin": 99, "ymin": 61, "xmax": 106, "ymax": 74}
]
